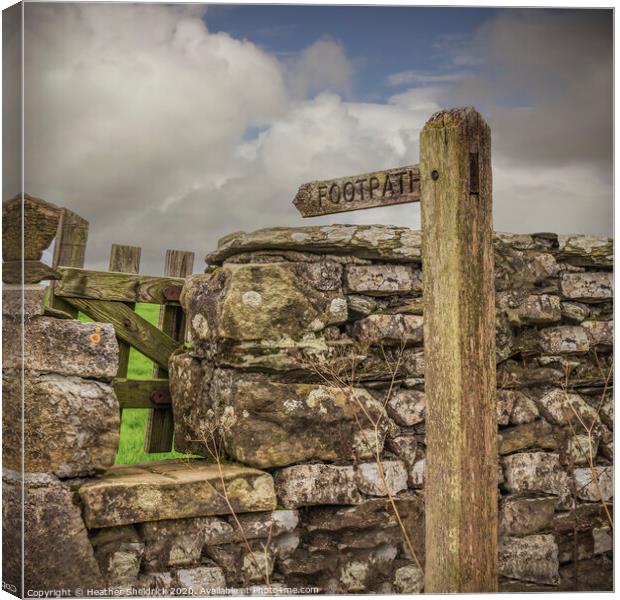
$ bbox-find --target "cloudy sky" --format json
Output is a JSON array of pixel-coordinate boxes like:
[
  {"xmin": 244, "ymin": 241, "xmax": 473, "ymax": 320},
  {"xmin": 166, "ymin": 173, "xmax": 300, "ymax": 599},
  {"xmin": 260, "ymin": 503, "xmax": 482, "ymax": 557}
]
[{"xmin": 6, "ymin": 4, "xmax": 613, "ymax": 273}]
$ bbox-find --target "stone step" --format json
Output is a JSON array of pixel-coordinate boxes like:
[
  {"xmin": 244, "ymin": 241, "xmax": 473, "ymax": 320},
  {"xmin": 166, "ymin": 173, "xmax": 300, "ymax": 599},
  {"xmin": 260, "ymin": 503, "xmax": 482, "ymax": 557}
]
[{"xmin": 79, "ymin": 459, "xmax": 276, "ymax": 529}]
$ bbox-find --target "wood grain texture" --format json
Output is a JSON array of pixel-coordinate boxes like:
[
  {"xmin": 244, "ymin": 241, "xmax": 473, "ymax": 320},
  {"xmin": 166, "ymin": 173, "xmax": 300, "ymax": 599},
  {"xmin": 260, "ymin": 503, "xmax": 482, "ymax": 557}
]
[
  {"xmin": 52, "ymin": 208, "xmax": 89, "ymax": 269},
  {"xmin": 108, "ymin": 245, "xmax": 141, "ymax": 380},
  {"xmin": 144, "ymin": 249, "xmax": 194, "ymax": 453},
  {"xmin": 114, "ymin": 378, "xmax": 171, "ymax": 409},
  {"xmin": 49, "ymin": 207, "xmax": 89, "ymax": 317},
  {"xmin": 420, "ymin": 107, "xmax": 497, "ymax": 592},
  {"xmin": 54, "ymin": 267, "xmax": 183, "ymax": 304},
  {"xmin": 64, "ymin": 297, "xmax": 178, "ymax": 370},
  {"xmin": 293, "ymin": 165, "xmax": 420, "ymax": 217}
]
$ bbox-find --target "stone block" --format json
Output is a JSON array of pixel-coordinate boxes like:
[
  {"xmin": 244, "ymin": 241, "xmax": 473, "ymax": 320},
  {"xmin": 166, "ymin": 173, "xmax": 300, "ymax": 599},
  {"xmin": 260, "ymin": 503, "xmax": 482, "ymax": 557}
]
[
  {"xmin": 386, "ymin": 435, "xmax": 418, "ymax": 469},
  {"xmin": 2, "ymin": 194, "xmax": 63, "ymax": 261},
  {"xmin": 533, "ymin": 388, "xmax": 600, "ymax": 431},
  {"xmin": 593, "ymin": 526, "xmax": 612, "ymax": 555},
  {"xmin": 497, "ymin": 390, "xmax": 517, "ymax": 425},
  {"xmin": 505, "ymin": 294, "xmax": 561, "ymax": 326},
  {"xmin": 408, "ymin": 457, "xmax": 425, "ymax": 488},
  {"xmin": 3, "ymin": 316, "xmax": 118, "ymax": 379},
  {"xmin": 173, "ymin": 566, "xmax": 227, "ymax": 595},
  {"xmin": 278, "ymin": 550, "xmax": 333, "ymax": 576},
  {"xmin": 497, "ymin": 359, "xmax": 564, "ymax": 389},
  {"xmin": 386, "ymin": 389, "xmax": 425, "ymax": 426},
  {"xmin": 563, "ymin": 433, "xmax": 599, "ymax": 466},
  {"xmin": 582, "ymin": 320, "xmax": 613, "ymax": 346},
  {"xmin": 2, "ymin": 284, "xmax": 46, "ymax": 318},
  {"xmin": 560, "ymin": 301, "xmax": 590, "ymax": 323},
  {"xmin": 560, "ymin": 272, "xmax": 612, "ymax": 302},
  {"xmin": 274, "ymin": 464, "xmax": 362, "ymax": 508},
  {"xmin": 345, "ymin": 264, "xmax": 420, "ymax": 295},
  {"xmin": 538, "ymin": 325, "xmax": 589, "ymax": 354},
  {"xmin": 182, "ymin": 262, "xmax": 347, "ymax": 343},
  {"xmin": 3, "ymin": 469, "xmax": 103, "ymax": 595},
  {"xmin": 206, "ymin": 225, "xmax": 423, "ymax": 264},
  {"xmin": 556, "ymin": 530, "xmax": 596, "ymax": 564},
  {"xmin": 510, "ymin": 392, "xmax": 540, "ymax": 424},
  {"xmin": 346, "ymin": 295, "xmax": 377, "ymax": 318},
  {"xmin": 498, "ymin": 420, "xmax": 558, "ymax": 455},
  {"xmin": 169, "ymin": 353, "xmax": 211, "ymax": 455},
  {"xmin": 303, "ymin": 495, "xmax": 423, "ymax": 533},
  {"xmin": 499, "ymin": 495, "xmax": 556, "ymax": 536},
  {"xmin": 574, "ymin": 466, "xmax": 613, "ymax": 502},
  {"xmin": 338, "ymin": 559, "xmax": 371, "ymax": 592},
  {"xmin": 3, "ymin": 370, "xmax": 119, "ymax": 477},
  {"xmin": 355, "ymin": 461, "xmax": 408, "ymax": 496},
  {"xmin": 79, "ymin": 460, "xmax": 276, "ymax": 528},
  {"xmin": 139, "ymin": 516, "xmax": 233, "ymax": 571},
  {"xmin": 499, "ymin": 534, "xmax": 559, "ymax": 585},
  {"xmin": 494, "ymin": 244, "xmax": 559, "ymax": 291},
  {"xmin": 351, "ymin": 314, "xmax": 423, "ymax": 346},
  {"xmin": 204, "ymin": 540, "xmax": 278, "ymax": 587},
  {"xmin": 90, "ymin": 526, "xmax": 144, "ymax": 586},
  {"xmin": 553, "ymin": 503, "xmax": 609, "ymax": 534},
  {"xmin": 557, "ymin": 235, "xmax": 613, "ymax": 267},
  {"xmin": 558, "ymin": 555, "xmax": 613, "ymax": 591},
  {"xmin": 502, "ymin": 452, "xmax": 568, "ymax": 497},
  {"xmin": 232, "ymin": 509, "xmax": 299, "ymax": 540},
  {"xmin": 599, "ymin": 393, "xmax": 613, "ymax": 430},
  {"xmin": 137, "ymin": 571, "xmax": 174, "ymax": 593},
  {"xmin": 393, "ymin": 564, "xmax": 424, "ymax": 593},
  {"xmin": 207, "ymin": 370, "xmax": 391, "ymax": 468}
]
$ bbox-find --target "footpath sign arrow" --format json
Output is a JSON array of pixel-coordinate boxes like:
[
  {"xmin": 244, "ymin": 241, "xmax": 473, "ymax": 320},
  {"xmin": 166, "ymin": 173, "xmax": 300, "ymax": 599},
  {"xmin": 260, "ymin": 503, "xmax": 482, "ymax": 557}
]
[{"xmin": 293, "ymin": 165, "xmax": 420, "ymax": 217}]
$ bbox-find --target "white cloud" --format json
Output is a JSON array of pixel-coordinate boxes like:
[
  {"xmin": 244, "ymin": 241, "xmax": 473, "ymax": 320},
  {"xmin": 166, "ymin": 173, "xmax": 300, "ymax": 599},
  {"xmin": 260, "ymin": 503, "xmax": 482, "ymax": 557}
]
[
  {"xmin": 11, "ymin": 5, "xmax": 611, "ymax": 275},
  {"xmin": 386, "ymin": 70, "xmax": 467, "ymax": 87},
  {"xmin": 16, "ymin": 4, "xmax": 424, "ymax": 273}
]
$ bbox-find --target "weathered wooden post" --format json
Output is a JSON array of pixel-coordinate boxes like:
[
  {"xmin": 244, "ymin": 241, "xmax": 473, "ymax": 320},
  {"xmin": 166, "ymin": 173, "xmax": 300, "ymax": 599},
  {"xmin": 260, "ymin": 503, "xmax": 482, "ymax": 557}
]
[
  {"xmin": 50, "ymin": 206, "xmax": 89, "ymax": 317},
  {"xmin": 145, "ymin": 249, "xmax": 194, "ymax": 453},
  {"xmin": 420, "ymin": 107, "xmax": 497, "ymax": 592},
  {"xmin": 108, "ymin": 244, "xmax": 141, "ymax": 383}
]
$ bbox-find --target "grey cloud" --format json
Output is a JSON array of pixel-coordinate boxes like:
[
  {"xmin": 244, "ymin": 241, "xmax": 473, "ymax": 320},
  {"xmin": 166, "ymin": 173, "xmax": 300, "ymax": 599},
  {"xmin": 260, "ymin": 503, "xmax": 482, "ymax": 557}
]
[{"xmin": 10, "ymin": 6, "xmax": 612, "ymax": 276}]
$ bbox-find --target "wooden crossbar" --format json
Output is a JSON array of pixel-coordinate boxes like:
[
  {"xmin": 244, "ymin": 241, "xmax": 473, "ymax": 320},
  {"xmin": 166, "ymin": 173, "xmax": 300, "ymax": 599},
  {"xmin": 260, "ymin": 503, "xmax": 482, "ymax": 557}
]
[
  {"xmin": 64, "ymin": 297, "xmax": 179, "ymax": 369},
  {"xmin": 114, "ymin": 378, "xmax": 171, "ymax": 409},
  {"xmin": 55, "ymin": 267, "xmax": 184, "ymax": 305}
]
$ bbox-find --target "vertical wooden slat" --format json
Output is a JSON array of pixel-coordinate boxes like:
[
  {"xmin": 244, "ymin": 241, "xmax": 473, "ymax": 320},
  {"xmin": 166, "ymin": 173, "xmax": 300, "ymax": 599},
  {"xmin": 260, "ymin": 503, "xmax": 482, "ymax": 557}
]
[
  {"xmin": 144, "ymin": 249, "xmax": 194, "ymax": 453},
  {"xmin": 420, "ymin": 107, "xmax": 497, "ymax": 592},
  {"xmin": 49, "ymin": 208, "xmax": 89, "ymax": 317},
  {"xmin": 108, "ymin": 244, "xmax": 141, "ymax": 380}
]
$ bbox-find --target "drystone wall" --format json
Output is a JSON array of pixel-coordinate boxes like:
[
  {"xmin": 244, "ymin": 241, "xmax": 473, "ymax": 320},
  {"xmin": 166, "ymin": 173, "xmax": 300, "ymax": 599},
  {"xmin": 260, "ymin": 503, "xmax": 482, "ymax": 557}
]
[
  {"xmin": 2, "ymin": 224, "xmax": 613, "ymax": 597},
  {"xmin": 171, "ymin": 225, "xmax": 614, "ymax": 592}
]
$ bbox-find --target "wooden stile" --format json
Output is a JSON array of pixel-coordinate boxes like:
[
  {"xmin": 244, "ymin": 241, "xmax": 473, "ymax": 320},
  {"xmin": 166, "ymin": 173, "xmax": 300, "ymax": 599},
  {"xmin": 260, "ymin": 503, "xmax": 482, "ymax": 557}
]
[
  {"xmin": 144, "ymin": 249, "xmax": 194, "ymax": 453},
  {"xmin": 108, "ymin": 244, "xmax": 141, "ymax": 381},
  {"xmin": 420, "ymin": 107, "xmax": 497, "ymax": 592}
]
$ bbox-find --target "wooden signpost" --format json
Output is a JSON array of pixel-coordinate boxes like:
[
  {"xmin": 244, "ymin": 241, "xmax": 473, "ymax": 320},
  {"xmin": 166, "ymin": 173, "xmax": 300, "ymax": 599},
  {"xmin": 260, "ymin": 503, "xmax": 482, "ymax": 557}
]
[
  {"xmin": 293, "ymin": 107, "xmax": 497, "ymax": 593},
  {"xmin": 293, "ymin": 165, "xmax": 420, "ymax": 217}
]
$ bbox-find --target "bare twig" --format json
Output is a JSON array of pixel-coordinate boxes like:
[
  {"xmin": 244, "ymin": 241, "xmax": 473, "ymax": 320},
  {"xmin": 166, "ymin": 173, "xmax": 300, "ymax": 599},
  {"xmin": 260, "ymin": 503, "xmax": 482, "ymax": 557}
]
[
  {"xmin": 560, "ymin": 362, "xmax": 613, "ymax": 530},
  {"xmin": 300, "ymin": 340, "xmax": 424, "ymax": 574},
  {"xmin": 187, "ymin": 414, "xmax": 274, "ymax": 590}
]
